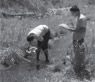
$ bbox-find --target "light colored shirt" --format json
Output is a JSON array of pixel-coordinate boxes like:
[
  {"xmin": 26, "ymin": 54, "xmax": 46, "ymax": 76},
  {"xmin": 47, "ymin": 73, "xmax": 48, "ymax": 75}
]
[
  {"xmin": 28, "ymin": 25, "xmax": 49, "ymax": 41},
  {"xmin": 73, "ymin": 14, "xmax": 87, "ymax": 40}
]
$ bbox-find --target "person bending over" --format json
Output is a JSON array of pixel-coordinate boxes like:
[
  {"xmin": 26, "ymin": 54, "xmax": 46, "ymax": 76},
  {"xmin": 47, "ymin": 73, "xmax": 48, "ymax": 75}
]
[{"xmin": 26, "ymin": 25, "xmax": 52, "ymax": 63}]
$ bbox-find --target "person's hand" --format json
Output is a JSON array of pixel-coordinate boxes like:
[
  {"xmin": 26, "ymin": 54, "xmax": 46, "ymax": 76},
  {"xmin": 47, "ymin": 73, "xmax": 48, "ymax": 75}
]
[
  {"xmin": 38, "ymin": 36, "xmax": 44, "ymax": 41},
  {"xmin": 48, "ymin": 40, "xmax": 54, "ymax": 49}
]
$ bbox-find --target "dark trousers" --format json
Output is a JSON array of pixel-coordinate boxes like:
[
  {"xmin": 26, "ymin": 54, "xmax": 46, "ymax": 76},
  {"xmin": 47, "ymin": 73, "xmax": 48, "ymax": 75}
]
[{"xmin": 36, "ymin": 30, "xmax": 50, "ymax": 62}]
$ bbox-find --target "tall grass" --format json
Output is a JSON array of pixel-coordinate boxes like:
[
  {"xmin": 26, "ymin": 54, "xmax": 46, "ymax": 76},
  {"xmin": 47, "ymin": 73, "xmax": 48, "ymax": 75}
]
[{"xmin": 0, "ymin": 2, "xmax": 95, "ymax": 82}]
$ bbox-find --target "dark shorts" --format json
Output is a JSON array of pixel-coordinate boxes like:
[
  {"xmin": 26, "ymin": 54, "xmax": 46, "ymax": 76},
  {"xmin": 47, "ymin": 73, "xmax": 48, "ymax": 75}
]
[
  {"xmin": 73, "ymin": 38, "xmax": 85, "ymax": 70},
  {"xmin": 73, "ymin": 38, "xmax": 85, "ymax": 55},
  {"xmin": 37, "ymin": 41, "xmax": 48, "ymax": 50},
  {"xmin": 73, "ymin": 38, "xmax": 84, "ymax": 47}
]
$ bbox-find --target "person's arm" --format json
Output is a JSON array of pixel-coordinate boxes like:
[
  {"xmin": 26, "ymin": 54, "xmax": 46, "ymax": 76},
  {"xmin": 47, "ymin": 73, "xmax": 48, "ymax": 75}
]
[
  {"xmin": 49, "ymin": 30, "xmax": 55, "ymax": 39},
  {"xmin": 38, "ymin": 36, "xmax": 44, "ymax": 41},
  {"xmin": 49, "ymin": 29, "xmax": 60, "ymax": 40},
  {"xmin": 68, "ymin": 25, "xmax": 76, "ymax": 32}
]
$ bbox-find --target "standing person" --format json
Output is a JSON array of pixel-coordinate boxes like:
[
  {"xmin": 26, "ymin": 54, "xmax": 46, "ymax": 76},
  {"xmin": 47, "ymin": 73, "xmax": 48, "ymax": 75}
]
[
  {"xmin": 69, "ymin": 5, "xmax": 87, "ymax": 77},
  {"xmin": 26, "ymin": 25, "xmax": 52, "ymax": 63},
  {"xmin": 59, "ymin": 5, "xmax": 88, "ymax": 78}
]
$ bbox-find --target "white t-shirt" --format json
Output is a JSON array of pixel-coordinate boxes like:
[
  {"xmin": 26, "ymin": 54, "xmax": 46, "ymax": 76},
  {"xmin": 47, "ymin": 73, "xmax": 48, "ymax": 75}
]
[{"xmin": 28, "ymin": 25, "xmax": 49, "ymax": 41}]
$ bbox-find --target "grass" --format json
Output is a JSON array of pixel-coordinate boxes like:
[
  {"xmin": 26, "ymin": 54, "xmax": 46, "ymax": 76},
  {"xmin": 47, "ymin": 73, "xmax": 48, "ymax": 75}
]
[{"xmin": 0, "ymin": 2, "xmax": 95, "ymax": 82}]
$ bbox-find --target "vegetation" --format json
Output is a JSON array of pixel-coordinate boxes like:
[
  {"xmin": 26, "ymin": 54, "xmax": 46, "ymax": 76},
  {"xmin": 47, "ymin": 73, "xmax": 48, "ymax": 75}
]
[{"xmin": 0, "ymin": 0, "xmax": 95, "ymax": 82}]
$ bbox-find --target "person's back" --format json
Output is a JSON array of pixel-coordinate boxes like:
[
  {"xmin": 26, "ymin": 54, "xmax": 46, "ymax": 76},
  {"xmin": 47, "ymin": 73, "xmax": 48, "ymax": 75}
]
[{"xmin": 28, "ymin": 25, "xmax": 49, "ymax": 38}]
